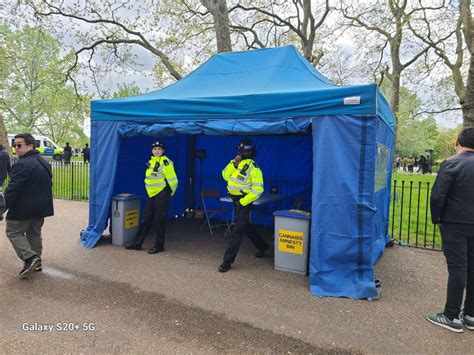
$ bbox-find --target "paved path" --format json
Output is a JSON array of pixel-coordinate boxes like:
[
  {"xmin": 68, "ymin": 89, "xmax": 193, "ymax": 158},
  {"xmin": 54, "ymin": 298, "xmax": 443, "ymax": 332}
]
[{"xmin": 1, "ymin": 199, "xmax": 473, "ymax": 354}]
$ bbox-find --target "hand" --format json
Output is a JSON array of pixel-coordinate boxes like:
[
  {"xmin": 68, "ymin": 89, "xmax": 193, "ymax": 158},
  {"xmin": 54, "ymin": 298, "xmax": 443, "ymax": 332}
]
[{"xmin": 233, "ymin": 155, "xmax": 242, "ymax": 167}]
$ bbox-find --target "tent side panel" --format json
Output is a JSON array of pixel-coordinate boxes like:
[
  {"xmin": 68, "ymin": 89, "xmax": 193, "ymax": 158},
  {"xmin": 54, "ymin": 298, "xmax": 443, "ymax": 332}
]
[
  {"xmin": 80, "ymin": 120, "xmax": 122, "ymax": 248},
  {"xmin": 310, "ymin": 115, "xmax": 378, "ymax": 299},
  {"xmin": 372, "ymin": 117, "xmax": 396, "ymax": 263}
]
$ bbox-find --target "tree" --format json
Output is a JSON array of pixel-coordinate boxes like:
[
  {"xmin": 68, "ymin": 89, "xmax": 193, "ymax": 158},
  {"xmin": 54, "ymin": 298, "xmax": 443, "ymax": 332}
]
[
  {"xmin": 227, "ymin": 0, "xmax": 331, "ymax": 64},
  {"xmin": 380, "ymin": 82, "xmax": 439, "ymax": 157},
  {"xmin": 28, "ymin": 0, "xmax": 184, "ymax": 86},
  {"xmin": 434, "ymin": 126, "xmax": 461, "ymax": 160},
  {"xmin": 0, "ymin": 26, "xmax": 11, "ymax": 151},
  {"xmin": 27, "ymin": 0, "xmax": 334, "ymax": 92},
  {"xmin": 0, "ymin": 25, "xmax": 87, "ymax": 143},
  {"xmin": 339, "ymin": 0, "xmax": 446, "ymax": 117},
  {"xmin": 460, "ymin": 0, "xmax": 473, "ymax": 127},
  {"xmin": 200, "ymin": 0, "xmax": 233, "ymax": 52},
  {"xmin": 111, "ymin": 84, "xmax": 142, "ymax": 99},
  {"xmin": 408, "ymin": 0, "xmax": 473, "ymax": 128},
  {"xmin": 0, "ymin": 114, "xmax": 10, "ymax": 156}
]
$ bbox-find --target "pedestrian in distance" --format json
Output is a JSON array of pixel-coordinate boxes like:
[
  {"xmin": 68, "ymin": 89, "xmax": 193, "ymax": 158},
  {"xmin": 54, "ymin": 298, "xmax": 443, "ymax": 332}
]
[
  {"xmin": 125, "ymin": 141, "xmax": 178, "ymax": 254},
  {"xmin": 417, "ymin": 155, "xmax": 429, "ymax": 174},
  {"xmin": 3, "ymin": 133, "xmax": 54, "ymax": 277},
  {"xmin": 402, "ymin": 156, "xmax": 408, "ymax": 172},
  {"xmin": 82, "ymin": 143, "xmax": 90, "ymax": 163},
  {"xmin": 63, "ymin": 142, "xmax": 72, "ymax": 164},
  {"xmin": 0, "ymin": 142, "xmax": 11, "ymax": 190},
  {"xmin": 218, "ymin": 139, "xmax": 269, "ymax": 273},
  {"xmin": 407, "ymin": 155, "xmax": 415, "ymax": 173},
  {"xmin": 427, "ymin": 128, "xmax": 474, "ymax": 333}
]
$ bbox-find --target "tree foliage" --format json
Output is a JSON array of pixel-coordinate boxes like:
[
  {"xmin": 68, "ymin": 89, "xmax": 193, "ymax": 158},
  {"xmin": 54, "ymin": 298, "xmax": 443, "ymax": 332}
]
[
  {"xmin": 0, "ymin": 24, "xmax": 88, "ymax": 144},
  {"xmin": 434, "ymin": 126, "xmax": 461, "ymax": 160},
  {"xmin": 380, "ymin": 82, "xmax": 438, "ymax": 157},
  {"xmin": 111, "ymin": 83, "xmax": 142, "ymax": 99}
]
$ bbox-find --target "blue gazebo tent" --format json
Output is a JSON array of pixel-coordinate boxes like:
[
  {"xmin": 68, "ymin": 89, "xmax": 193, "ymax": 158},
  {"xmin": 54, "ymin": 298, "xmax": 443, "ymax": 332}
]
[{"xmin": 80, "ymin": 45, "xmax": 396, "ymax": 299}]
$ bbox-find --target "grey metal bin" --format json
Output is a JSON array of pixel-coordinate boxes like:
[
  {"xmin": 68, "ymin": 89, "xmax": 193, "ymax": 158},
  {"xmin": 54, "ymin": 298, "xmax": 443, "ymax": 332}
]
[
  {"xmin": 273, "ymin": 209, "xmax": 311, "ymax": 275},
  {"xmin": 111, "ymin": 194, "xmax": 142, "ymax": 246}
]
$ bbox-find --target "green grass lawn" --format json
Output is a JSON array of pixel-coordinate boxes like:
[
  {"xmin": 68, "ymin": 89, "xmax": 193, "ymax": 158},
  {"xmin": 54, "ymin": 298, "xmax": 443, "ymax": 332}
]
[
  {"xmin": 390, "ymin": 172, "xmax": 440, "ymax": 248},
  {"xmin": 51, "ymin": 162, "xmax": 90, "ymax": 201}
]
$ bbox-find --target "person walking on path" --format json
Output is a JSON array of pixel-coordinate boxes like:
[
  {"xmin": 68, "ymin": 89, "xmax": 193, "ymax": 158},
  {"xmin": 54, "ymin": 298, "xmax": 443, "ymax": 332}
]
[
  {"xmin": 82, "ymin": 143, "xmax": 90, "ymax": 163},
  {"xmin": 4, "ymin": 133, "xmax": 54, "ymax": 276},
  {"xmin": 218, "ymin": 139, "xmax": 269, "ymax": 273},
  {"xmin": 124, "ymin": 141, "xmax": 178, "ymax": 254},
  {"xmin": 0, "ymin": 143, "xmax": 11, "ymax": 190},
  {"xmin": 427, "ymin": 128, "xmax": 474, "ymax": 333}
]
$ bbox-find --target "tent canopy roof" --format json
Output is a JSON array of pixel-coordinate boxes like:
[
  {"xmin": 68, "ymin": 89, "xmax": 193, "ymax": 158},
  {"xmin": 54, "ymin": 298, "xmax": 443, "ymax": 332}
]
[{"xmin": 91, "ymin": 45, "xmax": 395, "ymax": 131}]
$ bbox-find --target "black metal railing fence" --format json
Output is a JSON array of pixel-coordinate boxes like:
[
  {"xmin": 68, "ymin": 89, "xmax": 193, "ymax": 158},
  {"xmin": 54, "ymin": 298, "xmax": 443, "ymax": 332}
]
[
  {"xmin": 390, "ymin": 180, "xmax": 441, "ymax": 250},
  {"xmin": 2, "ymin": 158, "xmax": 90, "ymax": 201}
]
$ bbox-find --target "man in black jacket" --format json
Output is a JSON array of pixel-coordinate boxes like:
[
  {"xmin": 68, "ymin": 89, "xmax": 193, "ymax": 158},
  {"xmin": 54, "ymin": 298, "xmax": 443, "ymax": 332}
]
[
  {"xmin": 4, "ymin": 133, "xmax": 54, "ymax": 277},
  {"xmin": 427, "ymin": 128, "xmax": 474, "ymax": 333}
]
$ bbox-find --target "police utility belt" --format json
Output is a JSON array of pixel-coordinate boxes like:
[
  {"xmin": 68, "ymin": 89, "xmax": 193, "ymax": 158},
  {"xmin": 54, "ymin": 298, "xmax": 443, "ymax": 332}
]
[{"xmin": 229, "ymin": 193, "xmax": 247, "ymax": 201}]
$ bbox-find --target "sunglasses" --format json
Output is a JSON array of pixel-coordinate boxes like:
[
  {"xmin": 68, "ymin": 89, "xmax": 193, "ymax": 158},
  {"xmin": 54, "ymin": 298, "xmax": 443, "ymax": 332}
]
[{"xmin": 14, "ymin": 143, "xmax": 27, "ymax": 148}]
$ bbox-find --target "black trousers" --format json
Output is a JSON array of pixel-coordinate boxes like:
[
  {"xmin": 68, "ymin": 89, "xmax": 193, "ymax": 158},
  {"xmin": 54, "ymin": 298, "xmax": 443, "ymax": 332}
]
[
  {"xmin": 133, "ymin": 189, "xmax": 171, "ymax": 249},
  {"xmin": 441, "ymin": 223, "xmax": 474, "ymax": 319},
  {"xmin": 223, "ymin": 200, "xmax": 267, "ymax": 264},
  {"xmin": 64, "ymin": 152, "xmax": 71, "ymax": 164}
]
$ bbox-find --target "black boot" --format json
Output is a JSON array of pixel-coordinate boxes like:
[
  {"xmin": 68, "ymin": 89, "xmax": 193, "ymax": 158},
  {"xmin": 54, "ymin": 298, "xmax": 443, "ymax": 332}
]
[
  {"xmin": 218, "ymin": 262, "xmax": 231, "ymax": 273},
  {"xmin": 255, "ymin": 243, "xmax": 270, "ymax": 258},
  {"xmin": 124, "ymin": 243, "xmax": 142, "ymax": 250},
  {"xmin": 148, "ymin": 245, "xmax": 164, "ymax": 254}
]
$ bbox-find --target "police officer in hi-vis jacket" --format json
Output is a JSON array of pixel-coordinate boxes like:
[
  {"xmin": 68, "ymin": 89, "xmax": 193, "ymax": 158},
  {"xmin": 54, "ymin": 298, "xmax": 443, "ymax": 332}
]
[
  {"xmin": 218, "ymin": 139, "xmax": 269, "ymax": 273},
  {"xmin": 125, "ymin": 141, "xmax": 178, "ymax": 254}
]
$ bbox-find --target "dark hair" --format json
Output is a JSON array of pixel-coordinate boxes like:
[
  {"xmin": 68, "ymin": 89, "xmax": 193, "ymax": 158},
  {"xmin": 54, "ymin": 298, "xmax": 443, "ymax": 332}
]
[
  {"xmin": 457, "ymin": 128, "xmax": 474, "ymax": 149},
  {"xmin": 14, "ymin": 133, "xmax": 35, "ymax": 146},
  {"xmin": 85, "ymin": 143, "xmax": 89, "ymax": 147}
]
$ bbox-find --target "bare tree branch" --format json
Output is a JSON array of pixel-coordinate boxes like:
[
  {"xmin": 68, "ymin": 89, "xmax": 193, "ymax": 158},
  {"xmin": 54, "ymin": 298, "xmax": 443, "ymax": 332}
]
[
  {"xmin": 413, "ymin": 106, "xmax": 463, "ymax": 118},
  {"xmin": 31, "ymin": 1, "xmax": 183, "ymax": 80}
]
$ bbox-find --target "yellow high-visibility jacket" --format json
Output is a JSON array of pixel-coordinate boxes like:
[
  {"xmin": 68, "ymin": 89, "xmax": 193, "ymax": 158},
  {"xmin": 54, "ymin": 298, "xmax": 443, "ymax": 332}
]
[
  {"xmin": 144, "ymin": 155, "xmax": 178, "ymax": 198},
  {"xmin": 222, "ymin": 158, "xmax": 264, "ymax": 206}
]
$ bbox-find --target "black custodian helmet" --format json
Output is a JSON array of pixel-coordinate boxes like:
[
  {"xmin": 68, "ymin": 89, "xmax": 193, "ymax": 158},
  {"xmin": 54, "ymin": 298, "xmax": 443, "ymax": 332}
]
[
  {"xmin": 151, "ymin": 141, "xmax": 165, "ymax": 150},
  {"xmin": 237, "ymin": 139, "xmax": 256, "ymax": 158}
]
